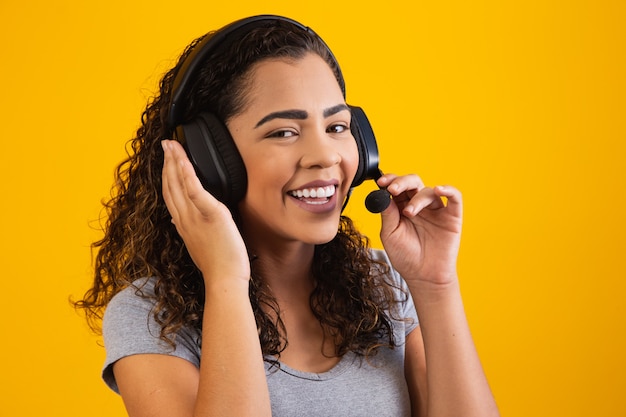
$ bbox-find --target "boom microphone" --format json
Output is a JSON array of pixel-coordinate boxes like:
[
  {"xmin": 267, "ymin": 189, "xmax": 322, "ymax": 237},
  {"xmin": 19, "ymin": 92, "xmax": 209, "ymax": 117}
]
[
  {"xmin": 365, "ymin": 188, "xmax": 391, "ymax": 213},
  {"xmin": 364, "ymin": 169, "xmax": 391, "ymax": 213}
]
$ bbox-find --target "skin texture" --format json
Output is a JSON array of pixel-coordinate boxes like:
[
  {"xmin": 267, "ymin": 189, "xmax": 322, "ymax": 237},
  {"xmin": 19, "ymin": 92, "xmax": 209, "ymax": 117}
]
[{"xmin": 113, "ymin": 54, "xmax": 500, "ymax": 417}]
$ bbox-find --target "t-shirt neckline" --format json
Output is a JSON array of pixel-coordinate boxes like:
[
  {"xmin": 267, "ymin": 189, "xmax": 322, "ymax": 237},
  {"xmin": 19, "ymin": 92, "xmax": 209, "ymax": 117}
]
[{"xmin": 265, "ymin": 351, "xmax": 358, "ymax": 381}]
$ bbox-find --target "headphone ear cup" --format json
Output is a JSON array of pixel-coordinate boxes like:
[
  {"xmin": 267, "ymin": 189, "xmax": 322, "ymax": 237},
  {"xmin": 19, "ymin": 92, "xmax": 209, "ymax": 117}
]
[
  {"xmin": 175, "ymin": 112, "xmax": 247, "ymax": 207},
  {"xmin": 349, "ymin": 106, "xmax": 380, "ymax": 187}
]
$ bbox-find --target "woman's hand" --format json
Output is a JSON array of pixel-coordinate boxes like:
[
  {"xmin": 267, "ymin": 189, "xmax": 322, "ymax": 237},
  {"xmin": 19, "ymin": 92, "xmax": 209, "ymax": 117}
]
[
  {"xmin": 378, "ymin": 174, "xmax": 463, "ymax": 288},
  {"xmin": 161, "ymin": 140, "xmax": 250, "ymax": 283}
]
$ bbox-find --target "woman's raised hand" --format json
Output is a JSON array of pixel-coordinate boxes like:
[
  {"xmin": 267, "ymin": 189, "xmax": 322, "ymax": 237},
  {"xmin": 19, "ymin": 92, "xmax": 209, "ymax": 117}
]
[
  {"xmin": 161, "ymin": 140, "xmax": 250, "ymax": 283},
  {"xmin": 378, "ymin": 173, "xmax": 463, "ymax": 289}
]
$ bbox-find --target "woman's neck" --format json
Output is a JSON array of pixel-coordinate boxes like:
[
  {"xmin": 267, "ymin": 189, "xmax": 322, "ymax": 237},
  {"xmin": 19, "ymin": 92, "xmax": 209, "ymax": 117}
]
[{"xmin": 248, "ymin": 240, "xmax": 315, "ymax": 295}]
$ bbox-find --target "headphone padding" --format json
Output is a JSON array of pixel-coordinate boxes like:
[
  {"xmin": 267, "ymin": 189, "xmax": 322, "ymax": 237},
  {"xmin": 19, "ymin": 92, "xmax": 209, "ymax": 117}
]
[{"xmin": 178, "ymin": 112, "xmax": 247, "ymax": 206}]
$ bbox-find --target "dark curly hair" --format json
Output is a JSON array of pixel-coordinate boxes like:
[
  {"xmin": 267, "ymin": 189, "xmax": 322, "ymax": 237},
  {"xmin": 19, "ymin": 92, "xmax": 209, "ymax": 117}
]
[{"xmin": 75, "ymin": 18, "xmax": 405, "ymax": 361}]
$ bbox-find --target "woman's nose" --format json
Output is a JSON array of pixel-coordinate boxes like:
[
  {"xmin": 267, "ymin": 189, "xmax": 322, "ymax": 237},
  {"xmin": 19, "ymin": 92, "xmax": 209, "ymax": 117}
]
[{"xmin": 298, "ymin": 130, "xmax": 341, "ymax": 169}]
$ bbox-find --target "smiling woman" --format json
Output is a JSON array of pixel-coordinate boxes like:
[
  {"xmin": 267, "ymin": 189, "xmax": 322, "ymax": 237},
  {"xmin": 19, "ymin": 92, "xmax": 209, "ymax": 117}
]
[
  {"xmin": 228, "ymin": 55, "xmax": 358, "ymax": 234},
  {"xmin": 73, "ymin": 14, "xmax": 499, "ymax": 417}
]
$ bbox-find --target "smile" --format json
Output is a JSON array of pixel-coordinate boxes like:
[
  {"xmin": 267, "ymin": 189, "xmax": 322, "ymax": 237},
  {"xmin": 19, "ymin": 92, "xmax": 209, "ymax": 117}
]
[{"xmin": 288, "ymin": 185, "xmax": 336, "ymax": 203}]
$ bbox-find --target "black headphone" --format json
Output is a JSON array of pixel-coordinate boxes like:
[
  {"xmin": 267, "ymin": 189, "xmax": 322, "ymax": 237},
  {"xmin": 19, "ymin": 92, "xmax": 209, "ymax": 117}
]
[{"xmin": 167, "ymin": 15, "xmax": 385, "ymax": 210}]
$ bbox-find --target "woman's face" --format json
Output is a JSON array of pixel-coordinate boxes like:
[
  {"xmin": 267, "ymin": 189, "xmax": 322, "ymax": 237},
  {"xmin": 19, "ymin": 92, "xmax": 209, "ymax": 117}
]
[{"xmin": 227, "ymin": 53, "xmax": 359, "ymax": 247}]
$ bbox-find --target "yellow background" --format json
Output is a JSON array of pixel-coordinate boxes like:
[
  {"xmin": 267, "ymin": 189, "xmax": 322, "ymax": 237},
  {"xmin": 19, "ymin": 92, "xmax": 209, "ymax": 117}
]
[{"xmin": 1, "ymin": 0, "xmax": 624, "ymax": 415}]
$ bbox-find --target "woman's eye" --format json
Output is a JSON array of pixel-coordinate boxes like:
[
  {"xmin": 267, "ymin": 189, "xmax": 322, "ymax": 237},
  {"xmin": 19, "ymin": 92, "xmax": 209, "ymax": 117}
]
[
  {"xmin": 327, "ymin": 124, "xmax": 349, "ymax": 134},
  {"xmin": 267, "ymin": 130, "xmax": 297, "ymax": 139}
]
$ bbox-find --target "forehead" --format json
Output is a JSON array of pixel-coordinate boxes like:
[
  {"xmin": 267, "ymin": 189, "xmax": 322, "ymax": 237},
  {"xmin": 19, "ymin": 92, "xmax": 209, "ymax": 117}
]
[{"xmin": 241, "ymin": 53, "xmax": 345, "ymax": 111}]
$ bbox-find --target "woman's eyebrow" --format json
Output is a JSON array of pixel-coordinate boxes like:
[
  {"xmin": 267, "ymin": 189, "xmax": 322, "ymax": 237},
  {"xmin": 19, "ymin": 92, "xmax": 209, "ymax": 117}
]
[
  {"xmin": 254, "ymin": 104, "xmax": 350, "ymax": 128},
  {"xmin": 323, "ymin": 104, "xmax": 350, "ymax": 118},
  {"xmin": 255, "ymin": 110, "xmax": 308, "ymax": 128}
]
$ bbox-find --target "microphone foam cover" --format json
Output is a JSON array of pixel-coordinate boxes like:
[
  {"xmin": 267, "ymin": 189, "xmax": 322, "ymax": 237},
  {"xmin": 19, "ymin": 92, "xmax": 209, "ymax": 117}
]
[{"xmin": 365, "ymin": 189, "xmax": 391, "ymax": 213}]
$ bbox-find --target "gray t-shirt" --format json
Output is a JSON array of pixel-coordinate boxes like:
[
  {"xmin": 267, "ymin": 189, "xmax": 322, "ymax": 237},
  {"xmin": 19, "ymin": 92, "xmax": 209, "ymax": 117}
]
[{"xmin": 102, "ymin": 249, "xmax": 419, "ymax": 416}]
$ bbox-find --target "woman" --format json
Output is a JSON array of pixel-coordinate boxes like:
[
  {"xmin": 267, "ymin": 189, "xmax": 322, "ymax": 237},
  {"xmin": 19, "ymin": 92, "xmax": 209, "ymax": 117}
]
[{"xmin": 76, "ymin": 15, "xmax": 499, "ymax": 417}]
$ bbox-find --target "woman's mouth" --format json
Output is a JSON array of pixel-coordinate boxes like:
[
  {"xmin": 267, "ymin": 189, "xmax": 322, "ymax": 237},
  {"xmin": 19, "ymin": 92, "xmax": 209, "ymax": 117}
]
[{"xmin": 288, "ymin": 185, "xmax": 336, "ymax": 204}]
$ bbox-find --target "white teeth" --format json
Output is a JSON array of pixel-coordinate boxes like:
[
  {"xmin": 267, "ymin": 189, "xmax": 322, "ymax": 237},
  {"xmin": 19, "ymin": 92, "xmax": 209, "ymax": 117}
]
[{"xmin": 290, "ymin": 185, "xmax": 336, "ymax": 199}]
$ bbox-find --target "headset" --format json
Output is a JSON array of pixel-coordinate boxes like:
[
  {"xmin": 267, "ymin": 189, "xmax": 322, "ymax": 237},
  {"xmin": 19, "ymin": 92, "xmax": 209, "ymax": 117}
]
[{"xmin": 167, "ymin": 15, "xmax": 389, "ymax": 212}]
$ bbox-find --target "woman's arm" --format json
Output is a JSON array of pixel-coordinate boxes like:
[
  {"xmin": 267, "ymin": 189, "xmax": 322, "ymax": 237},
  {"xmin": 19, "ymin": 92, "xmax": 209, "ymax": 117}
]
[
  {"xmin": 112, "ymin": 140, "xmax": 271, "ymax": 417},
  {"xmin": 404, "ymin": 281, "xmax": 499, "ymax": 417},
  {"xmin": 404, "ymin": 326, "xmax": 428, "ymax": 417},
  {"xmin": 379, "ymin": 174, "xmax": 499, "ymax": 417}
]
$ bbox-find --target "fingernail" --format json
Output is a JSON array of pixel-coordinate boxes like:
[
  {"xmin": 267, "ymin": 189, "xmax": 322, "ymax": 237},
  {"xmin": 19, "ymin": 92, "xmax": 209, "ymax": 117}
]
[{"xmin": 161, "ymin": 140, "xmax": 169, "ymax": 152}]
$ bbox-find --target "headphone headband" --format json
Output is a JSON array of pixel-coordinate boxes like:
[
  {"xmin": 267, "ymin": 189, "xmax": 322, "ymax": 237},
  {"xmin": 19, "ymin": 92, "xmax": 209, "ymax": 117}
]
[{"xmin": 168, "ymin": 15, "xmax": 345, "ymax": 128}]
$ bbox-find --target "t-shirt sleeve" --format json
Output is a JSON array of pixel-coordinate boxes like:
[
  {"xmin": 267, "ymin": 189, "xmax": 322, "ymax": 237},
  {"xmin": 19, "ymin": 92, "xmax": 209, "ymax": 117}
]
[{"xmin": 101, "ymin": 279, "xmax": 201, "ymax": 394}]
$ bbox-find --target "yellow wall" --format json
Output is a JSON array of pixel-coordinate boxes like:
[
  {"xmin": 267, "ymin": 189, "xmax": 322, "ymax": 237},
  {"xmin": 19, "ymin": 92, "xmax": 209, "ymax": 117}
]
[{"xmin": 1, "ymin": 1, "xmax": 624, "ymax": 415}]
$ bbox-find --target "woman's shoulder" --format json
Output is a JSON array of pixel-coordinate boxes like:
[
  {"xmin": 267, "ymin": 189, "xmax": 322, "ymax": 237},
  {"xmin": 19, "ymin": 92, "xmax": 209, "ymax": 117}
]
[
  {"xmin": 368, "ymin": 248, "xmax": 402, "ymax": 285},
  {"xmin": 369, "ymin": 248, "xmax": 420, "ymax": 333},
  {"xmin": 103, "ymin": 277, "xmax": 158, "ymax": 327},
  {"xmin": 102, "ymin": 277, "xmax": 160, "ymax": 343},
  {"xmin": 101, "ymin": 277, "xmax": 201, "ymax": 392},
  {"xmin": 369, "ymin": 248, "xmax": 391, "ymax": 265},
  {"xmin": 102, "ymin": 276, "xmax": 200, "ymax": 349}
]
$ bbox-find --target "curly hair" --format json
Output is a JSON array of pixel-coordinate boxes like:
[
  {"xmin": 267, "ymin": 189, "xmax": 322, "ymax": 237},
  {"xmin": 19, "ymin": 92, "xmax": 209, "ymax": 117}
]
[{"xmin": 75, "ymin": 18, "xmax": 405, "ymax": 360}]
